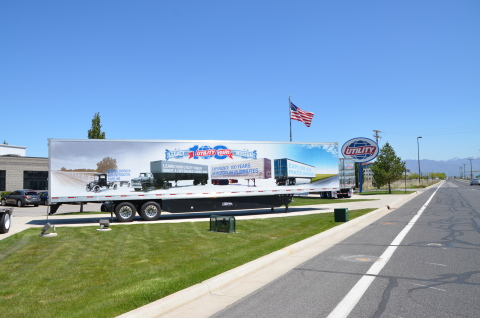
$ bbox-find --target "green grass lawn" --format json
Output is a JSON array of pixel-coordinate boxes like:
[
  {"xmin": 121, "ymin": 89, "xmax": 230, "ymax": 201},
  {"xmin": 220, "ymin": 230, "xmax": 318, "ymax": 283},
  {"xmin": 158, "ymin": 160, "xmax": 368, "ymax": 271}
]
[
  {"xmin": 311, "ymin": 174, "xmax": 336, "ymax": 182},
  {"xmin": 0, "ymin": 208, "xmax": 375, "ymax": 318}
]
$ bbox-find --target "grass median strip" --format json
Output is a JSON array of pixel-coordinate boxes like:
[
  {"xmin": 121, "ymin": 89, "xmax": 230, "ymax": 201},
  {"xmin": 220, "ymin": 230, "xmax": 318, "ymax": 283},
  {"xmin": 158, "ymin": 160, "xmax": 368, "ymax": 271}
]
[{"xmin": 0, "ymin": 208, "xmax": 374, "ymax": 318}]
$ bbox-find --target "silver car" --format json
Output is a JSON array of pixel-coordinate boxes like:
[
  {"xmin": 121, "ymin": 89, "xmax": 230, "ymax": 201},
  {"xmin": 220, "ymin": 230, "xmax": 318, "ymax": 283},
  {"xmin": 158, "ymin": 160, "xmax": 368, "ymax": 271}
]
[
  {"xmin": 1, "ymin": 189, "xmax": 41, "ymax": 207},
  {"xmin": 470, "ymin": 178, "xmax": 480, "ymax": 186}
]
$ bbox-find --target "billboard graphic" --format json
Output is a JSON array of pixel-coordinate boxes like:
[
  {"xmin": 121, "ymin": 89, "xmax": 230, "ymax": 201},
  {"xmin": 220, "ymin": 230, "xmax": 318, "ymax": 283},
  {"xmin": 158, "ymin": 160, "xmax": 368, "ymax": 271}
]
[{"xmin": 49, "ymin": 139, "xmax": 339, "ymax": 199}]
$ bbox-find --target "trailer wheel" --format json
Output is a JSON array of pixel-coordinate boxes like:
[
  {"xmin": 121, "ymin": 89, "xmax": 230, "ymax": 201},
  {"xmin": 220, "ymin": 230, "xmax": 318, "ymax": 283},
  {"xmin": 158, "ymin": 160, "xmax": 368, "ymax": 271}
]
[
  {"xmin": 139, "ymin": 201, "xmax": 161, "ymax": 221},
  {"xmin": 0, "ymin": 213, "xmax": 11, "ymax": 234},
  {"xmin": 114, "ymin": 202, "xmax": 137, "ymax": 222}
]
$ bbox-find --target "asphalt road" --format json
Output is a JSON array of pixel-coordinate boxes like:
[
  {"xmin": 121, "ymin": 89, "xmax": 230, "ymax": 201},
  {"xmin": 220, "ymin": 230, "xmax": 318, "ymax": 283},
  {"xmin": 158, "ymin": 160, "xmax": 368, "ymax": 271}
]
[{"xmin": 210, "ymin": 180, "xmax": 480, "ymax": 318}]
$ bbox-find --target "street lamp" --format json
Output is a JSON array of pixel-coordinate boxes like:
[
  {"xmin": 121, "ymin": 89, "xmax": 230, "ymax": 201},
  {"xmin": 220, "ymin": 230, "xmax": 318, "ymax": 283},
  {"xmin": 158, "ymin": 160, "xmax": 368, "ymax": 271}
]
[
  {"xmin": 469, "ymin": 158, "xmax": 473, "ymax": 180},
  {"xmin": 417, "ymin": 136, "xmax": 422, "ymax": 185}
]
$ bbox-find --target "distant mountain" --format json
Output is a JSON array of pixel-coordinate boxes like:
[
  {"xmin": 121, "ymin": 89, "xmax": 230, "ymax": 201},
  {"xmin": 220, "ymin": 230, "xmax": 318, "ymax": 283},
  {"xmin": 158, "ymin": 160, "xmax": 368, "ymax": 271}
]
[{"xmin": 405, "ymin": 157, "xmax": 480, "ymax": 177}]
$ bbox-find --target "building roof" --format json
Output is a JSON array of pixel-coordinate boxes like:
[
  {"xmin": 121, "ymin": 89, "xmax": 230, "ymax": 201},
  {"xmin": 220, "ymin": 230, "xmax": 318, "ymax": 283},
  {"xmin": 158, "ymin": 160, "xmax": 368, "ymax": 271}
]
[{"xmin": 0, "ymin": 144, "xmax": 27, "ymax": 156}]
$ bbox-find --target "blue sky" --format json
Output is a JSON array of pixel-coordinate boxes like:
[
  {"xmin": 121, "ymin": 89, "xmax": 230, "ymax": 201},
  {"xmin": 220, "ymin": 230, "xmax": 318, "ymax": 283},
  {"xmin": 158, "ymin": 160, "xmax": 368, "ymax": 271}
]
[{"xmin": 1, "ymin": 0, "xmax": 479, "ymax": 161}]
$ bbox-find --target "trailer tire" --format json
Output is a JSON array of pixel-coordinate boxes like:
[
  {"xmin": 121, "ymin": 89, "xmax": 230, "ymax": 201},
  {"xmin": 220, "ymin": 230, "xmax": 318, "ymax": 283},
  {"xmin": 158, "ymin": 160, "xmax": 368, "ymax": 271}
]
[
  {"xmin": 139, "ymin": 201, "xmax": 161, "ymax": 221},
  {"xmin": 114, "ymin": 202, "xmax": 137, "ymax": 222},
  {"xmin": 0, "ymin": 213, "xmax": 11, "ymax": 234}
]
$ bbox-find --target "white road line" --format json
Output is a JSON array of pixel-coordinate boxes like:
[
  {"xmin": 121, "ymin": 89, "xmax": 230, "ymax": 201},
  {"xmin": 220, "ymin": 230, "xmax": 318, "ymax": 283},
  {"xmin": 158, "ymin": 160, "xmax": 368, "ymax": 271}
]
[{"xmin": 327, "ymin": 181, "xmax": 444, "ymax": 318}]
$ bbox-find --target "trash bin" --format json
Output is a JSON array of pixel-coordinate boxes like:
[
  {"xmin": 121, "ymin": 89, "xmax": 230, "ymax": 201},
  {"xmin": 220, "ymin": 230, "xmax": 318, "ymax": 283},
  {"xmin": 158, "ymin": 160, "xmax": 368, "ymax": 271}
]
[
  {"xmin": 334, "ymin": 208, "xmax": 349, "ymax": 222},
  {"xmin": 210, "ymin": 215, "xmax": 236, "ymax": 233}
]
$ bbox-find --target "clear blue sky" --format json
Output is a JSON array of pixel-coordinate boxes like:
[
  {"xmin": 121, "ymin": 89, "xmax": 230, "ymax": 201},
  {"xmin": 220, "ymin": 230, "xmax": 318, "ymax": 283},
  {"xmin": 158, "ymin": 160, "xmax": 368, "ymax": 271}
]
[{"xmin": 1, "ymin": 0, "xmax": 479, "ymax": 161}]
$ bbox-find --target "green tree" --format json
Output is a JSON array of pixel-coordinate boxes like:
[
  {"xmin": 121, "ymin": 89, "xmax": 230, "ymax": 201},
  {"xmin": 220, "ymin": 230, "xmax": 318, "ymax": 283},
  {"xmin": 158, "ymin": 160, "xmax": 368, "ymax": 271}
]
[
  {"xmin": 370, "ymin": 142, "xmax": 406, "ymax": 193},
  {"xmin": 96, "ymin": 157, "xmax": 117, "ymax": 173},
  {"xmin": 88, "ymin": 112, "xmax": 106, "ymax": 139}
]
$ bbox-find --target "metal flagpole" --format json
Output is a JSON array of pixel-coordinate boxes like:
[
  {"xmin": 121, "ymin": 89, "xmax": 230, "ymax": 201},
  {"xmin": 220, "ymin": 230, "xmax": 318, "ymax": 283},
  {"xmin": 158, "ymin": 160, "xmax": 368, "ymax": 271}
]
[{"xmin": 289, "ymin": 96, "xmax": 292, "ymax": 142}]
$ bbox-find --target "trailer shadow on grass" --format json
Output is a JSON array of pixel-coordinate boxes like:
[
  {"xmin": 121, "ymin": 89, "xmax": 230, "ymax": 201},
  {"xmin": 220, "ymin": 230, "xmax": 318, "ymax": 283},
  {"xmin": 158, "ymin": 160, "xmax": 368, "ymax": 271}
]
[{"xmin": 25, "ymin": 206, "xmax": 325, "ymax": 226}]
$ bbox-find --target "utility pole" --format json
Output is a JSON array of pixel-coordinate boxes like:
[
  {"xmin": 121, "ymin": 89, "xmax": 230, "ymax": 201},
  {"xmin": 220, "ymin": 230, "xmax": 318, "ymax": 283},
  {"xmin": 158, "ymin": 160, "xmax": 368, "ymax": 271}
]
[
  {"xmin": 468, "ymin": 158, "xmax": 473, "ymax": 179},
  {"xmin": 373, "ymin": 130, "xmax": 382, "ymax": 144},
  {"xmin": 463, "ymin": 164, "xmax": 467, "ymax": 179}
]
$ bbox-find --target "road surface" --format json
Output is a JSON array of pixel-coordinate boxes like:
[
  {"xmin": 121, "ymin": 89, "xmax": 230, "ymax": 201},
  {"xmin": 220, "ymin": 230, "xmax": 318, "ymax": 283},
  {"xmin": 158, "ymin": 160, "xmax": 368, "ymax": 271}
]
[{"xmin": 211, "ymin": 180, "xmax": 480, "ymax": 318}]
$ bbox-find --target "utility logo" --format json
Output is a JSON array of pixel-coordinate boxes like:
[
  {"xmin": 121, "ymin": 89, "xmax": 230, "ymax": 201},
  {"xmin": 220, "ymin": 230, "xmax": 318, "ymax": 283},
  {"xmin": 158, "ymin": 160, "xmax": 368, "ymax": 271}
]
[
  {"xmin": 341, "ymin": 138, "xmax": 379, "ymax": 162},
  {"xmin": 165, "ymin": 145, "xmax": 257, "ymax": 161}
]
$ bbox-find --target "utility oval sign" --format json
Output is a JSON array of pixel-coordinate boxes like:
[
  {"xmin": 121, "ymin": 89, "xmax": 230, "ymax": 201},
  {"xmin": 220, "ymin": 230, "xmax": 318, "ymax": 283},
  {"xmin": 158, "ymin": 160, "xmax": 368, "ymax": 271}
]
[{"xmin": 341, "ymin": 137, "xmax": 379, "ymax": 163}]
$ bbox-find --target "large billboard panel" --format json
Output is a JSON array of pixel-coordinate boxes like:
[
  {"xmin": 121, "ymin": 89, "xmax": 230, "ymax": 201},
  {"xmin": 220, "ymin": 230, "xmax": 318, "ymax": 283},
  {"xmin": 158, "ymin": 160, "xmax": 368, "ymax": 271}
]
[{"xmin": 49, "ymin": 139, "xmax": 339, "ymax": 201}]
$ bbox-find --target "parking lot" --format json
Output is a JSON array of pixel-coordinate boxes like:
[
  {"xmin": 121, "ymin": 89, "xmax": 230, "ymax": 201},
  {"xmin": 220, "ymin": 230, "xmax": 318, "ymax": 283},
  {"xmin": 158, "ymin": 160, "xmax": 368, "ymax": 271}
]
[{"xmin": 4, "ymin": 202, "xmax": 104, "ymax": 217}]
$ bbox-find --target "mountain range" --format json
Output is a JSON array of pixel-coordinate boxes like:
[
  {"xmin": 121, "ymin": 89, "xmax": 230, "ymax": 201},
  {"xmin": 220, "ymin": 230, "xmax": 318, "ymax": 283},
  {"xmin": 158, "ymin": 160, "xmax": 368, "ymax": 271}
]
[{"xmin": 404, "ymin": 157, "xmax": 480, "ymax": 178}]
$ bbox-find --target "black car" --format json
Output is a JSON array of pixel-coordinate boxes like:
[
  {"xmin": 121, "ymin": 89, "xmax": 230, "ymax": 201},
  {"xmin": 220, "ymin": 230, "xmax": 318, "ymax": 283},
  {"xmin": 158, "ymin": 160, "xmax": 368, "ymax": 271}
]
[
  {"xmin": 38, "ymin": 191, "xmax": 49, "ymax": 205},
  {"xmin": 1, "ymin": 189, "xmax": 41, "ymax": 207}
]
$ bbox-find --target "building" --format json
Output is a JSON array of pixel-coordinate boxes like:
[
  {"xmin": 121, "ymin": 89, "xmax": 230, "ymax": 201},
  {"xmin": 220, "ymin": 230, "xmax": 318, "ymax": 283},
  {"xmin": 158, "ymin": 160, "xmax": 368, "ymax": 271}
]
[
  {"xmin": 362, "ymin": 162, "xmax": 411, "ymax": 181},
  {"xmin": 0, "ymin": 144, "xmax": 48, "ymax": 192}
]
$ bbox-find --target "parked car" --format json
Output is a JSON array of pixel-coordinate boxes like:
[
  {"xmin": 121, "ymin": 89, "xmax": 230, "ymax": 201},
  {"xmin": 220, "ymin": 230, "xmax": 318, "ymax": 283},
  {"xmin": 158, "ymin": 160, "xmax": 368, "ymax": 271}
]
[
  {"xmin": 470, "ymin": 178, "xmax": 480, "ymax": 186},
  {"xmin": 0, "ymin": 189, "xmax": 41, "ymax": 207},
  {"xmin": 38, "ymin": 191, "xmax": 49, "ymax": 205}
]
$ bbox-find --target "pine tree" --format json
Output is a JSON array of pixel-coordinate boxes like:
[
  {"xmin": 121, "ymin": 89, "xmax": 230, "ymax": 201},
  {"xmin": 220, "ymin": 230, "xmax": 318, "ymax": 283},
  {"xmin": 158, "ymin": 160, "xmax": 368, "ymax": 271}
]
[
  {"xmin": 88, "ymin": 112, "xmax": 106, "ymax": 139},
  {"xmin": 370, "ymin": 142, "xmax": 405, "ymax": 193}
]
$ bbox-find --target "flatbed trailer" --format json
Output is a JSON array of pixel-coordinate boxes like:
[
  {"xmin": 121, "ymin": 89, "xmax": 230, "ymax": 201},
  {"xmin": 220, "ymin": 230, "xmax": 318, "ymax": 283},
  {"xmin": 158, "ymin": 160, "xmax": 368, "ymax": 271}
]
[{"xmin": 48, "ymin": 139, "xmax": 340, "ymax": 221}]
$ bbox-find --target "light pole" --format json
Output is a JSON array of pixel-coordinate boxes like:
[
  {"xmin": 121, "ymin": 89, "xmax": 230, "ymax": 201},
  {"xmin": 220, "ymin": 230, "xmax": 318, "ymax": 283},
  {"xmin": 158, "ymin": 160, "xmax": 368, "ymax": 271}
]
[
  {"xmin": 469, "ymin": 158, "xmax": 473, "ymax": 180},
  {"xmin": 417, "ymin": 136, "xmax": 422, "ymax": 185}
]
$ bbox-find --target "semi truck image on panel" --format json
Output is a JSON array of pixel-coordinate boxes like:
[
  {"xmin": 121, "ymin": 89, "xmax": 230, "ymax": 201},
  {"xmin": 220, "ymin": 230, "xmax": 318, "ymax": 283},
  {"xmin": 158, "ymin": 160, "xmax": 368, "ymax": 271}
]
[
  {"xmin": 274, "ymin": 158, "xmax": 316, "ymax": 185},
  {"xmin": 211, "ymin": 158, "xmax": 271, "ymax": 186},
  {"xmin": 131, "ymin": 160, "xmax": 209, "ymax": 191}
]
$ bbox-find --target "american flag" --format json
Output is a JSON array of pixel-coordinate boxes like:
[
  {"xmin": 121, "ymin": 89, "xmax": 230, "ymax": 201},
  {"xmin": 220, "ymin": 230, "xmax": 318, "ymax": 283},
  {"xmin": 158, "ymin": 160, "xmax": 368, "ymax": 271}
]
[{"xmin": 290, "ymin": 102, "xmax": 314, "ymax": 127}]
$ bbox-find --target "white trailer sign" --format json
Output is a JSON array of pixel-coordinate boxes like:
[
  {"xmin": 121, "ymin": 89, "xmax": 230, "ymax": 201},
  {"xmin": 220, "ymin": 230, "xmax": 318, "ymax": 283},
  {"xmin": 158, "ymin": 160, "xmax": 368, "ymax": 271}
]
[
  {"xmin": 48, "ymin": 139, "xmax": 339, "ymax": 220},
  {"xmin": 211, "ymin": 158, "xmax": 272, "ymax": 180}
]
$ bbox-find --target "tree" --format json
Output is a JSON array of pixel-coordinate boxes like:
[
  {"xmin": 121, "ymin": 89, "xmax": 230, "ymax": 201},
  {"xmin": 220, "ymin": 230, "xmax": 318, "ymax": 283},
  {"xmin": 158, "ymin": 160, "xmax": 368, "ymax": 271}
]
[
  {"xmin": 370, "ymin": 142, "xmax": 406, "ymax": 193},
  {"xmin": 96, "ymin": 157, "xmax": 117, "ymax": 173},
  {"xmin": 88, "ymin": 112, "xmax": 106, "ymax": 139}
]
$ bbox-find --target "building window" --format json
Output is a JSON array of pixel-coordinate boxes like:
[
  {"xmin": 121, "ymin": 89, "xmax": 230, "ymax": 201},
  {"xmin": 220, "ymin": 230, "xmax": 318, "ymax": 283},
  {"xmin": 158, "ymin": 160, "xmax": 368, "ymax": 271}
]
[
  {"xmin": 0, "ymin": 170, "xmax": 5, "ymax": 191},
  {"xmin": 24, "ymin": 171, "xmax": 48, "ymax": 190}
]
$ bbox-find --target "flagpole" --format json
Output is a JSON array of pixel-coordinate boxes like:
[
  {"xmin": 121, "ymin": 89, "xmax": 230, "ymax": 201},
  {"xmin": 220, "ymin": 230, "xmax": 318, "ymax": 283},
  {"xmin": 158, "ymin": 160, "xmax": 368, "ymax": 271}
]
[{"xmin": 289, "ymin": 96, "xmax": 292, "ymax": 142}]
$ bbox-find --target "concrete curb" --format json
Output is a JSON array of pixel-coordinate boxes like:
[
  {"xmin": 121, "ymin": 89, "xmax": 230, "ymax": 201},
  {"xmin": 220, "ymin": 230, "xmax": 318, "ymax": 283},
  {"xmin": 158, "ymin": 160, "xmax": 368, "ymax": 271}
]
[{"xmin": 118, "ymin": 192, "xmax": 419, "ymax": 318}]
